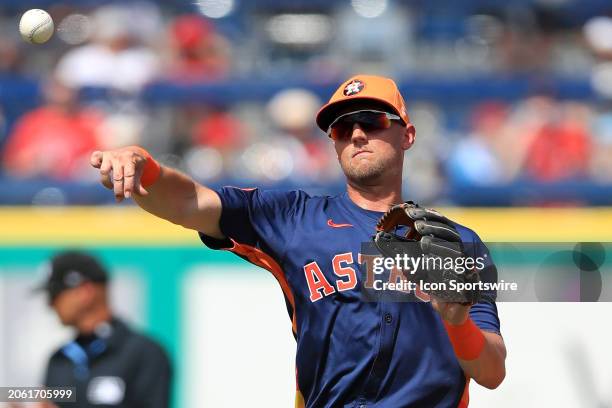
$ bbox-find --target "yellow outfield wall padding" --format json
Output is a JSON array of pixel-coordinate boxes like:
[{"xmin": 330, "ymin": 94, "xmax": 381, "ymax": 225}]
[
  {"xmin": 0, "ymin": 207, "xmax": 198, "ymax": 245},
  {"xmin": 441, "ymin": 207, "xmax": 612, "ymax": 241},
  {"xmin": 0, "ymin": 207, "xmax": 611, "ymax": 245}
]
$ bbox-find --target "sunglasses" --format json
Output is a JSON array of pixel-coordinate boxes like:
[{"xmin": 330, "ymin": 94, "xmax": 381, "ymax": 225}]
[{"xmin": 327, "ymin": 110, "xmax": 403, "ymax": 141}]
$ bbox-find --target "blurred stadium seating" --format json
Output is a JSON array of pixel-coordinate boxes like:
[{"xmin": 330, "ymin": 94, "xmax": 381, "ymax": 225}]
[{"xmin": 1, "ymin": 0, "xmax": 612, "ymax": 205}]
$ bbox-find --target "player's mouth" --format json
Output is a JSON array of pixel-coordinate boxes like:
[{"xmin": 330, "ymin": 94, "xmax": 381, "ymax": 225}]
[{"xmin": 352, "ymin": 150, "xmax": 372, "ymax": 158}]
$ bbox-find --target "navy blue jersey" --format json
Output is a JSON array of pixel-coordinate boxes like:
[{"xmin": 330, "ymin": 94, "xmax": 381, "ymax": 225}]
[{"xmin": 199, "ymin": 188, "xmax": 501, "ymax": 408}]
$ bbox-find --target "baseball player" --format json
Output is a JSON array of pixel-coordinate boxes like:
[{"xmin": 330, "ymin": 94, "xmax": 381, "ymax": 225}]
[{"xmin": 91, "ymin": 75, "xmax": 506, "ymax": 407}]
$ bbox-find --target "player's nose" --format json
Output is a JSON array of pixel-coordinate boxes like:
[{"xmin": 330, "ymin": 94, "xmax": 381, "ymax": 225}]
[{"xmin": 350, "ymin": 123, "xmax": 368, "ymax": 144}]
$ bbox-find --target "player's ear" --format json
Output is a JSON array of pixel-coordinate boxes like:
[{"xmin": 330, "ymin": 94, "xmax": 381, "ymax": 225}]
[{"xmin": 401, "ymin": 123, "xmax": 416, "ymax": 150}]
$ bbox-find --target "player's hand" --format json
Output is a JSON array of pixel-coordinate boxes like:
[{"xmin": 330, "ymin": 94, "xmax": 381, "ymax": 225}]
[
  {"xmin": 90, "ymin": 147, "xmax": 150, "ymax": 202},
  {"xmin": 431, "ymin": 296, "xmax": 471, "ymax": 325}
]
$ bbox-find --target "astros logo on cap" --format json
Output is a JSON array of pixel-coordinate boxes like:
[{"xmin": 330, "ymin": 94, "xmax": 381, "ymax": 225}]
[
  {"xmin": 343, "ymin": 79, "xmax": 364, "ymax": 96},
  {"xmin": 316, "ymin": 74, "xmax": 410, "ymax": 131}
]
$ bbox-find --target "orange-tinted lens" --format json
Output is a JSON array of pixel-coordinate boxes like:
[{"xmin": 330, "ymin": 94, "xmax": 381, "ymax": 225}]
[
  {"xmin": 328, "ymin": 111, "xmax": 393, "ymax": 140},
  {"xmin": 359, "ymin": 114, "xmax": 391, "ymax": 133},
  {"xmin": 329, "ymin": 122, "xmax": 353, "ymax": 141}
]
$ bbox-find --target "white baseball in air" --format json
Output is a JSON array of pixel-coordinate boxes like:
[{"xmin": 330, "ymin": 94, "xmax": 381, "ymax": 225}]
[{"xmin": 19, "ymin": 9, "xmax": 54, "ymax": 44}]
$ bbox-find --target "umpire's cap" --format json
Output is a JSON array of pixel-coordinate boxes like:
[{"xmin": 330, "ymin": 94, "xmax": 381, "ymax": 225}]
[
  {"xmin": 34, "ymin": 250, "xmax": 109, "ymax": 302},
  {"xmin": 316, "ymin": 74, "xmax": 410, "ymax": 132}
]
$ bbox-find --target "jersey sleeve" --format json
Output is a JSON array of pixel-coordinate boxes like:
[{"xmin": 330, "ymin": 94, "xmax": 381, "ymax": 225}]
[
  {"xmin": 456, "ymin": 224, "xmax": 502, "ymax": 335},
  {"xmin": 199, "ymin": 187, "xmax": 307, "ymax": 260},
  {"xmin": 469, "ymin": 300, "xmax": 501, "ymax": 335}
]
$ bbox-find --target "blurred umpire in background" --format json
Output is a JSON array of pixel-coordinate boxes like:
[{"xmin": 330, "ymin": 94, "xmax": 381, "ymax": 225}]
[{"xmin": 34, "ymin": 250, "xmax": 172, "ymax": 408}]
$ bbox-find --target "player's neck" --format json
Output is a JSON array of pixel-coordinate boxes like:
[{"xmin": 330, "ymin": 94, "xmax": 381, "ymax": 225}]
[{"xmin": 346, "ymin": 180, "xmax": 403, "ymax": 212}]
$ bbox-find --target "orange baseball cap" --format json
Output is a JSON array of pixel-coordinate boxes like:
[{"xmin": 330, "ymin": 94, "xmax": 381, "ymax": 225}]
[{"xmin": 316, "ymin": 74, "xmax": 410, "ymax": 132}]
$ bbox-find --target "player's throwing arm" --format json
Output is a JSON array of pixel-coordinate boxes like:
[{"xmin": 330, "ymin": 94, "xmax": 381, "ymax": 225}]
[{"xmin": 90, "ymin": 146, "xmax": 225, "ymax": 239}]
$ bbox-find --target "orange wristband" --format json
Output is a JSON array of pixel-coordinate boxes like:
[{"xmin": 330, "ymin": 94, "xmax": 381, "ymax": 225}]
[
  {"xmin": 443, "ymin": 318, "xmax": 486, "ymax": 360},
  {"xmin": 131, "ymin": 146, "xmax": 161, "ymax": 188}
]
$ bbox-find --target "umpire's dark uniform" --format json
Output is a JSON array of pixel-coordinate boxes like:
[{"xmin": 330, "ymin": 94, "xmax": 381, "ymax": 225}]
[{"xmin": 45, "ymin": 317, "xmax": 171, "ymax": 408}]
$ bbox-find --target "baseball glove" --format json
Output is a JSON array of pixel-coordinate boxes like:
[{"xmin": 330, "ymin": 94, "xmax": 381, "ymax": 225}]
[{"xmin": 373, "ymin": 202, "xmax": 480, "ymax": 304}]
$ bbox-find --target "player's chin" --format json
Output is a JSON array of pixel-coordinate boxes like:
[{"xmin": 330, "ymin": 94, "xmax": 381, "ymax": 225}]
[
  {"xmin": 347, "ymin": 153, "xmax": 376, "ymax": 169},
  {"xmin": 344, "ymin": 164, "xmax": 385, "ymax": 184},
  {"xmin": 343, "ymin": 160, "xmax": 368, "ymax": 175}
]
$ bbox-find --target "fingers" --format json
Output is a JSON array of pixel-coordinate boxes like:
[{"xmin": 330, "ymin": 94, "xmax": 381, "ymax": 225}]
[
  {"xmin": 133, "ymin": 160, "xmax": 149, "ymax": 196},
  {"xmin": 123, "ymin": 161, "xmax": 136, "ymax": 199},
  {"xmin": 112, "ymin": 160, "xmax": 125, "ymax": 202},
  {"xmin": 99, "ymin": 154, "xmax": 112, "ymax": 176},
  {"xmin": 124, "ymin": 154, "xmax": 152, "ymax": 198},
  {"xmin": 93, "ymin": 148, "xmax": 151, "ymax": 200},
  {"xmin": 101, "ymin": 173, "xmax": 113, "ymax": 190},
  {"xmin": 99, "ymin": 154, "xmax": 113, "ymax": 189},
  {"xmin": 90, "ymin": 151, "xmax": 103, "ymax": 168}
]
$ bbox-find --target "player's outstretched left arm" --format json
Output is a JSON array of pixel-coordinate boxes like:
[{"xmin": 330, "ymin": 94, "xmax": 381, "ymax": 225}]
[{"xmin": 432, "ymin": 300, "xmax": 506, "ymax": 389}]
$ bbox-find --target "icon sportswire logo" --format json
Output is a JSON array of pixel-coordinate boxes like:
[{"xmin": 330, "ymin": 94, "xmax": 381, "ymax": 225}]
[{"xmin": 327, "ymin": 219, "xmax": 353, "ymax": 228}]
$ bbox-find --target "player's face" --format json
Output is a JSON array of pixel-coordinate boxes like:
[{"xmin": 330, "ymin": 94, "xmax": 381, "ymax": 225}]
[{"xmin": 331, "ymin": 111, "xmax": 414, "ymax": 184}]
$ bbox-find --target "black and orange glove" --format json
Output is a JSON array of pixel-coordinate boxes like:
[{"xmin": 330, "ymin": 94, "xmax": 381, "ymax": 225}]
[{"xmin": 373, "ymin": 202, "xmax": 481, "ymax": 304}]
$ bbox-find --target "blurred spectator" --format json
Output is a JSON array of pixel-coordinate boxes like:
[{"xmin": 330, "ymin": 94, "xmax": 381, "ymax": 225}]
[
  {"xmin": 523, "ymin": 101, "xmax": 592, "ymax": 182},
  {"xmin": 584, "ymin": 16, "xmax": 612, "ymax": 61},
  {"xmin": 55, "ymin": 4, "xmax": 161, "ymax": 93},
  {"xmin": 401, "ymin": 103, "xmax": 446, "ymax": 204},
  {"xmin": 333, "ymin": 1, "xmax": 413, "ymax": 75},
  {"xmin": 183, "ymin": 105, "xmax": 246, "ymax": 181},
  {"xmin": 163, "ymin": 14, "xmax": 231, "ymax": 82},
  {"xmin": 0, "ymin": 36, "xmax": 23, "ymax": 74},
  {"xmin": 589, "ymin": 104, "xmax": 612, "ymax": 182},
  {"xmin": 447, "ymin": 102, "xmax": 509, "ymax": 185},
  {"xmin": 0, "ymin": 31, "xmax": 40, "ymax": 151},
  {"xmin": 261, "ymin": 88, "xmax": 338, "ymax": 182},
  {"xmin": 0, "ymin": 105, "xmax": 5, "ymax": 147},
  {"xmin": 192, "ymin": 109, "xmax": 242, "ymax": 149},
  {"xmin": 584, "ymin": 16, "xmax": 612, "ymax": 99},
  {"xmin": 495, "ymin": 9, "xmax": 555, "ymax": 73},
  {"xmin": 2, "ymin": 77, "xmax": 105, "ymax": 180}
]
